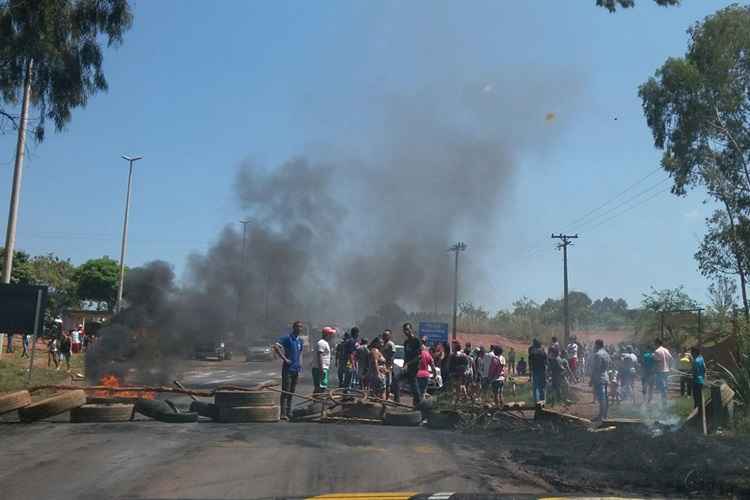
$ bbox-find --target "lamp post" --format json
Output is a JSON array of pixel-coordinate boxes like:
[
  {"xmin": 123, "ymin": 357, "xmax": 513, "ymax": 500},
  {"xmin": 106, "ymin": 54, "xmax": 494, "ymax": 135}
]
[
  {"xmin": 449, "ymin": 242, "xmax": 467, "ymax": 340},
  {"xmin": 115, "ymin": 155, "xmax": 142, "ymax": 314}
]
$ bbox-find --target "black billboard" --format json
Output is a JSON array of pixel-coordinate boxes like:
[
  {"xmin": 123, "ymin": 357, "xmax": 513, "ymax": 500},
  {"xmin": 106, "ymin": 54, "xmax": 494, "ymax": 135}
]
[{"xmin": 0, "ymin": 284, "xmax": 48, "ymax": 334}]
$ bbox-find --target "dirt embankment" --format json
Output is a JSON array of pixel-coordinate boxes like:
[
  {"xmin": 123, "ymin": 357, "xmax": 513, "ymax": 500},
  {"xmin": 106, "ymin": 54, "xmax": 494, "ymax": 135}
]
[{"xmin": 474, "ymin": 424, "xmax": 750, "ymax": 497}]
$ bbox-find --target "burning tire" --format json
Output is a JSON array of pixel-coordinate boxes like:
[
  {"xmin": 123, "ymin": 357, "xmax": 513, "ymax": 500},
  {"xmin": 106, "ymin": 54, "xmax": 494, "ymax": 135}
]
[
  {"xmin": 133, "ymin": 399, "xmax": 198, "ymax": 423},
  {"xmin": 18, "ymin": 390, "xmax": 86, "ymax": 423},
  {"xmin": 70, "ymin": 404, "xmax": 134, "ymax": 423},
  {"xmin": 190, "ymin": 400, "xmax": 219, "ymax": 420},
  {"xmin": 0, "ymin": 390, "xmax": 32, "ymax": 415},
  {"xmin": 214, "ymin": 390, "xmax": 274, "ymax": 408},
  {"xmin": 217, "ymin": 404, "xmax": 280, "ymax": 423},
  {"xmin": 384, "ymin": 410, "xmax": 422, "ymax": 427}
]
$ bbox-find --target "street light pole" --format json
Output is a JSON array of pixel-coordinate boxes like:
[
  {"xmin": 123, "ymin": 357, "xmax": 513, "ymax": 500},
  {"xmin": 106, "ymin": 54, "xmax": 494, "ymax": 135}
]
[
  {"xmin": 449, "ymin": 242, "xmax": 467, "ymax": 341},
  {"xmin": 237, "ymin": 218, "xmax": 252, "ymax": 338},
  {"xmin": 115, "ymin": 155, "xmax": 142, "ymax": 314}
]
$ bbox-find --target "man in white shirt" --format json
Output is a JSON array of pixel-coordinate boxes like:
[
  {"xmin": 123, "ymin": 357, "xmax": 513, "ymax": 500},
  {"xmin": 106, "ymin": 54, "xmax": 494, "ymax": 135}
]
[
  {"xmin": 71, "ymin": 325, "xmax": 82, "ymax": 354},
  {"xmin": 652, "ymin": 338, "xmax": 673, "ymax": 404},
  {"xmin": 566, "ymin": 338, "xmax": 579, "ymax": 381},
  {"xmin": 312, "ymin": 327, "xmax": 335, "ymax": 393}
]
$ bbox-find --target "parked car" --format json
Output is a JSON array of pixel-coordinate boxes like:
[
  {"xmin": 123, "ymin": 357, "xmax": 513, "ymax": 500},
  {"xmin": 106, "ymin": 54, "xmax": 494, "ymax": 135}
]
[
  {"xmin": 194, "ymin": 339, "xmax": 232, "ymax": 361},
  {"xmin": 245, "ymin": 345, "xmax": 274, "ymax": 362}
]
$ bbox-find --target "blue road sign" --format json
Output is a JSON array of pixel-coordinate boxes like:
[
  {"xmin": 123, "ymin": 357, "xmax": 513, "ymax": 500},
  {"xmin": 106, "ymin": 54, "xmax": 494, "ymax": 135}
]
[{"xmin": 418, "ymin": 321, "xmax": 449, "ymax": 346}]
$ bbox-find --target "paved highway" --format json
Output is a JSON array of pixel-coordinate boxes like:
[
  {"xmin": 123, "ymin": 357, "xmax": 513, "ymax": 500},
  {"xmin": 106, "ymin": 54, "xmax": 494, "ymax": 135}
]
[{"xmin": 0, "ymin": 359, "xmax": 550, "ymax": 499}]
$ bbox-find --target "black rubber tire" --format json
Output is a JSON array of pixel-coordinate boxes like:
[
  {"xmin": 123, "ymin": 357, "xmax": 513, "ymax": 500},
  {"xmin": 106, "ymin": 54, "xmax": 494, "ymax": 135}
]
[
  {"xmin": 133, "ymin": 399, "xmax": 198, "ymax": 423},
  {"xmin": 417, "ymin": 398, "xmax": 434, "ymax": 413},
  {"xmin": 384, "ymin": 410, "xmax": 422, "ymax": 426},
  {"xmin": 70, "ymin": 404, "xmax": 134, "ymax": 423},
  {"xmin": 0, "ymin": 390, "xmax": 32, "ymax": 415},
  {"xmin": 18, "ymin": 390, "xmax": 86, "ymax": 423},
  {"xmin": 217, "ymin": 404, "xmax": 280, "ymax": 423},
  {"xmin": 152, "ymin": 411, "xmax": 199, "ymax": 423},
  {"xmin": 214, "ymin": 390, "xmax": 274, "ymax": 408},
  {"xmin": 133, "ymin": 399, "xmax": 173, "ymax": 419},
  {"xmin": 190, "ymin": 400, "xmax": 219, "ymax": 420},
  {"xmin": 425, "ymin": 410, "xmax": 461, "ymax": 430}
]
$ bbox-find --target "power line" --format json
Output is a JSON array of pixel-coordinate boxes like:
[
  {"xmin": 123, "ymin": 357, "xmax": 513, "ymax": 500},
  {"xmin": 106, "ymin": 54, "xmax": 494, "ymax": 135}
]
[
  {"xmin": 571, "ymin": 176, "xmax": 670, "ymax": 232},
  {"xmin": 566, "ymin": 166, "xmax": 662, "ymax": 229},
  {"xmin": 516, "ymin": 173, "xmax": 671, "ymax": 262},
  {"xmin": 583, "ymin": 188, "xmax": 668, "ymax": 233}
]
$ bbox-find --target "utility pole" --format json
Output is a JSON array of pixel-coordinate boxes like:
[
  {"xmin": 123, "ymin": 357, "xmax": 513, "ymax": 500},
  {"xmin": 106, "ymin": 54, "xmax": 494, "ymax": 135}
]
[
  {"xmin": 2, "ymin": 59, "xmax": 34, "ymax": 284},
  {"xmin": 115, "ymin": 155, "xmax": 143, "ymax": 314},
  {"xmin": 238, "ymin": 219, "xmax": 252, "ymax": 338},
  {"xmin": 551, "ymin": 233, "xmax": 578, "ymax": 346},
  {"xmin": 449, "ymin": 242, "xmax": 467, "ymax": 341}
]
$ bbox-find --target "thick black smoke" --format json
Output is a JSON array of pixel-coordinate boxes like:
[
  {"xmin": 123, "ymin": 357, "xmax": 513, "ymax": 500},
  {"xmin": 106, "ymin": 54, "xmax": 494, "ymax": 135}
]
[{"xmin": 88, "ymin": 77, "xmax": 579, "ymax": 381}]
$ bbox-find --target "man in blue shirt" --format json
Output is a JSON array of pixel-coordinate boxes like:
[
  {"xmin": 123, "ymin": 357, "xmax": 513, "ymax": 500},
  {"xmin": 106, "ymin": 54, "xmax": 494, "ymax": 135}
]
[
  {"xmin": 273, "ymin": 320, "xmax": 304, "ymax": 420},
  {"xmin": 690, "ymin": 346, "xmax": 706, "ymax": 410}
]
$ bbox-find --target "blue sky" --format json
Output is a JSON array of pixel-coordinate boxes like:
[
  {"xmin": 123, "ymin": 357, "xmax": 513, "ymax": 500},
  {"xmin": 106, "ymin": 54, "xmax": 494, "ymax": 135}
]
[{"xmin": 0, "ymin": 1, "xmax": 739, "ymax": 311}]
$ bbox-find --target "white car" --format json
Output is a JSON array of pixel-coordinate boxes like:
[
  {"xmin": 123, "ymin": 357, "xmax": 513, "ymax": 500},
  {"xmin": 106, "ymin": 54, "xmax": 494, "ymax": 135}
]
[{"xmin": 393, "ymin": 344, "xmax": 405, "ymax": 368}]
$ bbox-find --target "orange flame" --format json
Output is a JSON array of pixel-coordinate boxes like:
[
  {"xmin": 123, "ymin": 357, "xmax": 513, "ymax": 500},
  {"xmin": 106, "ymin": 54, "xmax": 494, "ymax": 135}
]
[{"xmin": 94, "ymin": 374, "xmax": 155, "ymax": 399}]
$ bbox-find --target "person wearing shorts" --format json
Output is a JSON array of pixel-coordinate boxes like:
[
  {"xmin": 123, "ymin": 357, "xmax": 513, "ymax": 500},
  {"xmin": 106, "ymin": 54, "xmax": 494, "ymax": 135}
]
[{"xmin": 488, "ymin": 346, "xmax": 506, "ymax": 407}]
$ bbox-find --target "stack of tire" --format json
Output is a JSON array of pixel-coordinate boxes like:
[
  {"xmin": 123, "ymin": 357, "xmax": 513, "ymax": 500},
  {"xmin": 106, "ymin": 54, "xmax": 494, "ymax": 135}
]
[
  {"xmin": 214, "ymin": 390, "xmax": 279, "ymax": 423},
  {"xmin": 0, "ymin": 390, "xmax": 88, "ymax": 423}
]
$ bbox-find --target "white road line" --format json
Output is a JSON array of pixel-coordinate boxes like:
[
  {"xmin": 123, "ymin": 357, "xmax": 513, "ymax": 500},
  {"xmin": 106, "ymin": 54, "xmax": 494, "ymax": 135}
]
[{"xmin": 428, "ymin": 493, "xmax": 453, "ymax": 500}]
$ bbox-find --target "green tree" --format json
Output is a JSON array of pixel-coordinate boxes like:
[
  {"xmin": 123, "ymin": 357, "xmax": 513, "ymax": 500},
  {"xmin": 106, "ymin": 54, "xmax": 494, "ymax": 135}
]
[
  {"xmin": 75, "ymin": 257, "xmax": 119, "ymax": 311},
  {"xmin": 707, "ymin": 276, "xmax": 737, "ymax": 337},
  {"xmin": 0, "ymin": 0, "xmax": 133, "ymax": 282},
  {"xmin": 640, "ymin": 286, "xmax": 700, "ymax": 345},
  {"xmin": 28, "ymin": 253, "xmax": 78, "ymax": 327},
  {"xmin": 0, "ymin": 247, "xmax": 32, "ymax": 283},
  {"xmin": 567, "ymin": 291, "xmax": 593, "ymax": 328},
  {"xmin": 597, "ymin": 0, "xmax": 679, "ymax": 12},
  {"xmin": 639, "ymin": 5, "xmax": 750, "ymax": 319}
]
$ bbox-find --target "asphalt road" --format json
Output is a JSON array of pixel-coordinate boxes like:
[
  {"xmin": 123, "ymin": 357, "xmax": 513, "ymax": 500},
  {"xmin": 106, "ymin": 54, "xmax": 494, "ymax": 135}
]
[{"xmin": 0, "ymin": 359, "xmax": 548, "ymax": 499}]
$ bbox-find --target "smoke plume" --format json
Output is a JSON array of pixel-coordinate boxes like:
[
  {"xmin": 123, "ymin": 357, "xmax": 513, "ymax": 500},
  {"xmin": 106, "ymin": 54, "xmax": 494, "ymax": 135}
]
[{"xmin": 87, "ymin": 76, "xmax": 580, "ymax": 382}]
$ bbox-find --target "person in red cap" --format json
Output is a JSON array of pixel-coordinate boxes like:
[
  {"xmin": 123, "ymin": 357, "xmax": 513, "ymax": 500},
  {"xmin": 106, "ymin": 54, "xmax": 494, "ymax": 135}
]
[{"xmin": 312, "ymin": 326, "xmax": 336, "ymax": 393}]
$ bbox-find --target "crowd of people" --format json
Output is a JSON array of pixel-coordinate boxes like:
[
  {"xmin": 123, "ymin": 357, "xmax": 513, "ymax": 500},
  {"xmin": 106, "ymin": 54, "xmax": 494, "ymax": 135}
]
[
  {"xmin": 526, "ymin": 335, "xmax": 707, "ymax": 421},
  {"xmin": 271, "ymin": 322, "xmax": 708, "ymax": 423},
  {"xmin": 44, "ymin": 325, "xmax": 93, "ymax": 371},
  {"xmin": 272, "ymin": 321, "xmax": 533, "ymax": 420}
]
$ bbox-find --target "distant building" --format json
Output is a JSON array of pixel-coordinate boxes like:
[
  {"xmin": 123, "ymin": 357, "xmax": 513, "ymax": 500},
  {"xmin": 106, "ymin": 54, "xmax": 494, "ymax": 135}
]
[{"xmin": 62, "ymin": 309, "xmax": 113, "ymax": 335}]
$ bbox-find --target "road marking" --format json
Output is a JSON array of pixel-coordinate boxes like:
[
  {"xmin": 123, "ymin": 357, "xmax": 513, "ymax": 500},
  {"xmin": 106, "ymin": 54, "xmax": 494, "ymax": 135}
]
[
  {"xmin": 427, "ymin": 493, "xmax": 453, "ymax": 500},
  {"xmin": 310, "ymin": 494, "xmax": 417, "ymax": 500}
]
